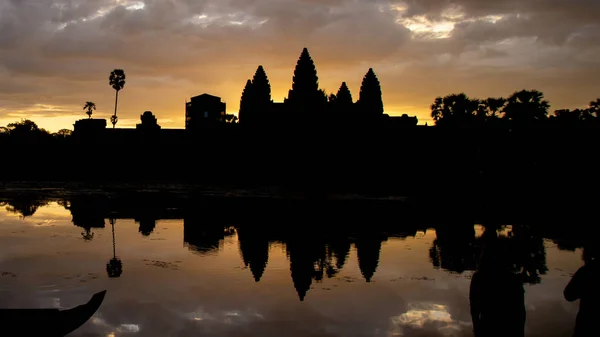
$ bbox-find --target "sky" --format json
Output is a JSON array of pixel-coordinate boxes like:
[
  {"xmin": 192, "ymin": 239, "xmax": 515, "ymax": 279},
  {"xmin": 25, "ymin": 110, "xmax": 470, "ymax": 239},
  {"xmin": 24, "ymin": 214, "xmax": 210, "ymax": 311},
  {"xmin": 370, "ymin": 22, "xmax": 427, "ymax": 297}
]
[{"xmin": 1, "ymin": 0, "xmax": 600, "ymax": 131}]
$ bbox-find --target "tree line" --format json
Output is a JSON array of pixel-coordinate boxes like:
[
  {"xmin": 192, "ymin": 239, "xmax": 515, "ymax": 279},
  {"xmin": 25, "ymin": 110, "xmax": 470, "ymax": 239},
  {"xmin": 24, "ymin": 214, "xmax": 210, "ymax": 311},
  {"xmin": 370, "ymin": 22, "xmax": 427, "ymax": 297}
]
[
  {"xmin": 0, "ymin": 119, "xmax": 71, "ymax": 143},
  {"xmin": 431, "ymin": 89, "xmax": 600, "ymax": 128}
]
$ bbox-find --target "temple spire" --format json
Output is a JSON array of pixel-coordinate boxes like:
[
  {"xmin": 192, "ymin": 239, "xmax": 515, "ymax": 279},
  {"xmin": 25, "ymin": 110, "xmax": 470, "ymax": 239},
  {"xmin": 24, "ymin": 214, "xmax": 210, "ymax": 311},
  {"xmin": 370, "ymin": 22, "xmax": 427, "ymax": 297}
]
[
  {"xmin": 358, "ymin": 68, "xmax": 384, "ymax": 117},
  {"xmin": 252, "ymin": 65, "xmax": 272, "ymax": 105}
]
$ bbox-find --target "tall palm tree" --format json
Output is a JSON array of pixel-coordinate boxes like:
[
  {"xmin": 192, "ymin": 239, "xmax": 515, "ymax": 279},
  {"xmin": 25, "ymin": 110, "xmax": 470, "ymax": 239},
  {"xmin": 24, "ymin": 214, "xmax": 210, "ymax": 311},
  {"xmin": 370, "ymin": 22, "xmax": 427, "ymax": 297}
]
[
  {"xmin": 83, "ymin": 101, "xmax": 96, "ymax": 119},
  {"xmin": 108, "ymin": 69, "xmax": 126, "ymax": 129},
  {"xmin": 106, "ymin": 218, "xmax": 123, "ymax": 278}
]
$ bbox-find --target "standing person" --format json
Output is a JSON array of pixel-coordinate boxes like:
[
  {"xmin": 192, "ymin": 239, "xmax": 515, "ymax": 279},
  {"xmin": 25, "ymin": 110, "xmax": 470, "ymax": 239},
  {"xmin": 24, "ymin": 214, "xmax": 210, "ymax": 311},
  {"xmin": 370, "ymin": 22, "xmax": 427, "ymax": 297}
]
[
  {"xmin": 564, "ymin": 244, "xmax": 598, "ymax": 337},
  {"xmin": 470, "ymin": 230, "xmax": 526, "ymax": 337}
]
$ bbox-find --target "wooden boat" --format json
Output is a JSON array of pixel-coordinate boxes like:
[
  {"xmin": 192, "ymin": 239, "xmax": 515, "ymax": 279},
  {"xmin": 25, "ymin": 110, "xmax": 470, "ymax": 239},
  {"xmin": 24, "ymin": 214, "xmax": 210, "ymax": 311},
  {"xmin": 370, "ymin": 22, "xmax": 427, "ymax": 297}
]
[{"xmin": 0, "ymin": 290, "xmax": 106, "ymax": 337}]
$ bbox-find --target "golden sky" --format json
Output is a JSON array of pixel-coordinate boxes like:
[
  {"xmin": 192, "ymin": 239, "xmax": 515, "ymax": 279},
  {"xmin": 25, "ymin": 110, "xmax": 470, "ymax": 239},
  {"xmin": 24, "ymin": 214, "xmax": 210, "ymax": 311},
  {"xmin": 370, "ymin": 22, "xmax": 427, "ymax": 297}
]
[{"xmin": 1, "ymin": 0, "xmax": 600, "ymax": 132}]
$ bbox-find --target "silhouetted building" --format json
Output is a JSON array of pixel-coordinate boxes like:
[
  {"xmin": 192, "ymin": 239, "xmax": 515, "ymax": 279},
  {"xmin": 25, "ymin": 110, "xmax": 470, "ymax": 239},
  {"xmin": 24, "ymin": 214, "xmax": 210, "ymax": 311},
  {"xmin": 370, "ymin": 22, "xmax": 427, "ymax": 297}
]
[
  {"xmin": 136, "ymin": 111, "xmax": 161, "ymax": 131},
  {"xmin": 385, "ymin": 114, "xmax": 419, "ymax": 127},
  {"xmin": 73, "ymin": 119, "xmax": 107, "ymax": 137},
  {"xmin": 237, "ymin": 48, "xmax": 415, "ymax": 127},
  {"xmin": 186, "ymin": 94, "xmax": 227, "ymax": 130},
  {"xmin": 239, "ymin": 66, "xmax": 273, "ymax": 126},
  {"xmin": 357, "ymin": 68, "xmax": 384, "ymax": 120},
  {"xmin": 285, "ymin": 48, "xmax": 327, "ymax": 123}
]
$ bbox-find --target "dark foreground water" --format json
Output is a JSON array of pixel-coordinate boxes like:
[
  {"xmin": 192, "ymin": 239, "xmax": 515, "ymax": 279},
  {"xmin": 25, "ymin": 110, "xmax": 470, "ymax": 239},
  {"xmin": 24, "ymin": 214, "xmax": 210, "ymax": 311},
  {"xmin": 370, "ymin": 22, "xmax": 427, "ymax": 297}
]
[{"xmin": 0, "ymin": 196, "xmax": 586, "ymax": 337}]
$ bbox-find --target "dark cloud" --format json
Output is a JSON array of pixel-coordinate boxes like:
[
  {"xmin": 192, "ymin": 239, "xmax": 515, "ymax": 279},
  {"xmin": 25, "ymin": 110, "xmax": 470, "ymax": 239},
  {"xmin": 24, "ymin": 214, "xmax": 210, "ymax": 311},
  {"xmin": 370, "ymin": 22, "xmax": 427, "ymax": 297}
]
[{"xmin": 0, "ymin": 0, "xmax": 599, "ymax": 130}]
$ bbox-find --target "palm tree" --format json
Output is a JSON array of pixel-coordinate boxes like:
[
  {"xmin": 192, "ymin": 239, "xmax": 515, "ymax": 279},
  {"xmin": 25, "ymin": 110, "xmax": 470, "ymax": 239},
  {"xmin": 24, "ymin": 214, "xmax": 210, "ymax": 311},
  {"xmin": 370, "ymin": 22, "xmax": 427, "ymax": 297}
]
[
  {"xmin": 483, "ymin": 97, "xmax": 507, "ymax": 118},
  {"xmin": 503, "ymin": 90, "xmax": 550, "ymax": 126},
  {"xmin": 81, "ymin": 228, "xmax": 94, "ymax": 241},
  {"xmin": 108, "ymin": 69, "xmax": 126, "ymax": 129},
  {"xmin": 83, "ymin": 101, "xmax": 96, "ymax": 119},
  {"xmin": 430, "ymin": 93, "xmax": 480, "ymax": 126},
  {"xmin": 106, "ymin": 218, "xmax": 123, "ymax": 278}
]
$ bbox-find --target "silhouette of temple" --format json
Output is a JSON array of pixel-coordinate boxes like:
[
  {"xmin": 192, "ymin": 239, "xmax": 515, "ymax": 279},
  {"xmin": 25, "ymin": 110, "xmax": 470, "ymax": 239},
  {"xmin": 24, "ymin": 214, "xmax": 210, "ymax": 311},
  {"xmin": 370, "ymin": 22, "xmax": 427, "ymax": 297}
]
[
  {"xmin": 238, "ymin": 48, "xmax": 415, "ymax": 127},
  {"xmin": 72, "ymin": 110, "xmax": 186, "ymax": 144},
  {"xmin": 137, "ymin": 111, "xmax": 161, "ymax": 131},
  {"xmin": 186, "ymin": 94, "xmax": 227, "ymax": 130},
  {"xmin": 71, "ymin": 47, "xmax": 418, "ymax": 144}
]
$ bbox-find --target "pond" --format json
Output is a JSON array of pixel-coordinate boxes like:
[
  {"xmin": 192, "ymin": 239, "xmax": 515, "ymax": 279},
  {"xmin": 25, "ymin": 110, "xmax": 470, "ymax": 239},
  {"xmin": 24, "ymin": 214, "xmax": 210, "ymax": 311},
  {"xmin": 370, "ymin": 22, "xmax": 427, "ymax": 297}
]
[{"xmin": 0, "ymin": 193, "xmax": 587, "ymax": 337}]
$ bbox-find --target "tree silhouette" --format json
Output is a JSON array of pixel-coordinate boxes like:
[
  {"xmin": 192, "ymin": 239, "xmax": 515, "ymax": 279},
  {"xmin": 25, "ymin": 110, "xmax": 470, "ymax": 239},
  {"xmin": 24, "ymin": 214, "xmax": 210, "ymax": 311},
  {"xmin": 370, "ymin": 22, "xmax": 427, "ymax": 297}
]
[
  {"xmin": 588, "ymin": 98, "xmax": 600, "ymax": 118},
  {"xmin": 479, "ymin": 97, "xmax": 507, "ymax": 126},
  {"xmin": 108, "ymin": 69, "xmax": 126, "ymax": 129},
  {"xmin": 429, "ymin": 224, "xmax": 478, "ymax": 273},
  {"xmin": 508, "ymin": 225, "xmax": 548, "ymax": 284},
  {"xmin": 5, "ymin": 119, "xmax": 52, "ymax": 143},
  {"xmin": 503, "ymin": 90, "xmax": 549, "ymax": 126},
  {"xmin": 55, "ymin": 129, "xmax": 72, "ymax": 138},
  {"xmin": 106, "ymin": 218, "xmax": 123, "ymax": 278},
  {"xmin": 83, "ymin": 101, "xmax": 96, "ymax": 119},
  {"xmin": 551, "ymin": 109, "xmax": 586, "ymax": 126},
  {"xmin": 81, "ymin": 229, "xmax": 94, "ymax": 241},
  {"xmin": 431, "ymin": 93, "xmax": 480, "ymax": 126},
  {"xmin": 4, "ymin": 197, "xmax": 49, "ymax": 218},
  {"xmin": 358, "ymin": 68, "xmax": 384, "ymax": 118},
  {"xmin": 7, "ymin": 119, "xmax": 41, "ymax": 134}
]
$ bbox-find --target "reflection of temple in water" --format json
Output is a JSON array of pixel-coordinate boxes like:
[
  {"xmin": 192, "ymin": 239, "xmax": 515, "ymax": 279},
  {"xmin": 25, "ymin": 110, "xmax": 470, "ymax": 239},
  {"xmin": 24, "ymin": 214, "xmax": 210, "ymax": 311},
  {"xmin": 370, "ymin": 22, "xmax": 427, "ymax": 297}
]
[
  {"xmin": 183, "ymin": 214, "xmax": 235, "ymax": 254},
  {"xmin": 326, "ymin": 237, "xmax": 352, "ymax": 278},
  {"xmin": 237, "ymin": 228, "xmax": 270, "ymax": 282},
  {"xmin": 429, "ymin": 224, "xmax": 478, "ymax": 273},
  {"xmin": 286, "ymin": 237, "xmax": 327, "ymax": 301},
  {"xmin": 135, "ymin": 216, "xmax": 156, "ymax": 237},
  {"xmin": 355, "ymin": 233, "xmax": 386, "ymax": 282},
  {"xmin": 427, "ymin": 224, "xmax": 549, "ymax": 284},
  {"xmin": 0, "ymin": 193, "xmax": 562, "ymax": 301},
  {"xmin": 69, "ymin": 196, "xmax": 107, "ymax": 231}
]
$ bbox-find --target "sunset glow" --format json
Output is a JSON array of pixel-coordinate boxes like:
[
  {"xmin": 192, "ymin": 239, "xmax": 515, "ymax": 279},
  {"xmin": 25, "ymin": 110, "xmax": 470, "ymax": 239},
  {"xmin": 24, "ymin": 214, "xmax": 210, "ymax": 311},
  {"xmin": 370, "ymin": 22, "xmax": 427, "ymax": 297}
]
[{"xmin": 1, "ymin": 0, "xmax": 599, "ymax": 132}]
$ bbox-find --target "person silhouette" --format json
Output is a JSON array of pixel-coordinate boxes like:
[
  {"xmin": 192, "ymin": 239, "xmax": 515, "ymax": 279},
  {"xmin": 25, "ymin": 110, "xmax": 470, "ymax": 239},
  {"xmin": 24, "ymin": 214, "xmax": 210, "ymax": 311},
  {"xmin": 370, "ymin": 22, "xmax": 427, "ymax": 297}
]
[
  {"xmin": 470, "ymin": 231, "xmax": 525, "ymax": 337},
  {"xmin": 564, "ymin": 244, "xmax": 598, "ymax": 337}
]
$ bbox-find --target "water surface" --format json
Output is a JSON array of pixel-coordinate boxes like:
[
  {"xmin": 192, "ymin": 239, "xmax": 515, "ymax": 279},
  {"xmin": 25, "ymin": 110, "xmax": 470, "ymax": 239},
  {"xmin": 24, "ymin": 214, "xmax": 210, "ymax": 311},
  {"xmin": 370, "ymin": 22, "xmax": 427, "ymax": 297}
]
[{"xmin": 0, "ymin": 198, "xmax": 585, "ymax": 337}]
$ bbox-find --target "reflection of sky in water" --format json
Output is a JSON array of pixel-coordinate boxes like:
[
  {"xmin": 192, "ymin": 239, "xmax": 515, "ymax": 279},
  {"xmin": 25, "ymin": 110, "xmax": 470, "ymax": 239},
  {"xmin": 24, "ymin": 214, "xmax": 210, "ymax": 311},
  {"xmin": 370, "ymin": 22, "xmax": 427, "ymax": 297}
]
[
  {"xmin": 0, "ymin": 203, "xmax": 585, "ymax": 337},
  {"xmin": 390, "ymin": 303, "xmax": 471, "ymax": 336}
]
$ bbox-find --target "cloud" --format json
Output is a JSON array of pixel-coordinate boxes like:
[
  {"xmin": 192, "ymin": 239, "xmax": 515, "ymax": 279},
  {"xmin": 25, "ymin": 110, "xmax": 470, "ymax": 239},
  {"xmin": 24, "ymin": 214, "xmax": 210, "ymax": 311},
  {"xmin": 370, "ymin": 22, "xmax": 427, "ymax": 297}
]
[
  {"xmin": 388, "ymin": 303, "xmax": 472, "ymax": 337},
  {"xmin": 0, "ymin": 0, "xmax": 599, "ymax": 131}
]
